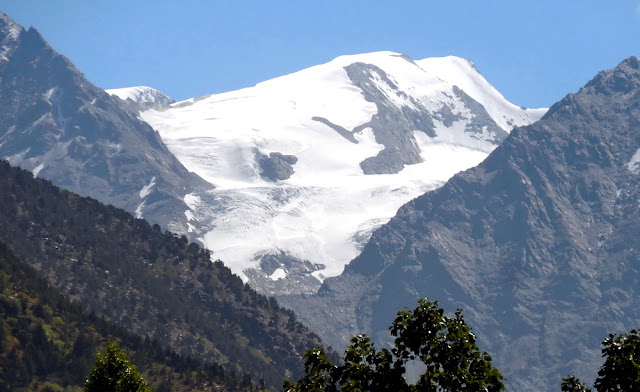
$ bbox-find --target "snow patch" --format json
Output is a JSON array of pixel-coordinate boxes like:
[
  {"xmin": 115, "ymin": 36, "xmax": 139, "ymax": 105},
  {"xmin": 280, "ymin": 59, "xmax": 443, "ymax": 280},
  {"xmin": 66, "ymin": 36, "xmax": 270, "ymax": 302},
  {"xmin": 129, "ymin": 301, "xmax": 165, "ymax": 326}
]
[
  {"xmin": 107, "ymin": 143, "xmax": 122, "ymax": 157},
  {"xmin": 431, "ymin": 119, "xmax": 496, "ymax": 153},
  {"xmin": 44, "ymin": 87, "xmax": 67, "ymax": 128},
  {"xmin": 628, "ymin": 149, "xmax": 640, "ymax": 174},
  {"xmin": 269, "ymin": 268, "xmax": 287, "ymax": 281},
  {"xmin": 139, "ymin": 177, "xmax": 156, "ymax": 199},
  {"xmin": 33, "ymin": 163, "xmax": 45, "ymax": 177},
  {"xmin": 184, "ymin": 193, "xmax": 201, "ymax": 209},
  {"xmin": 135, "ymin": 201, "xmax": 145, "ymax": 219},
  {"xmin": 0, "ymin": 46, "xmax": 11, "ymax": 62},
  {"xmin": 4, "ymin": 147, "xmax": 30, "ymax": 165},
  {"xmin": 4, "ymin": 23, "xmax": 21, "ymax": 41},
  {"xmin": 0, "ymin": 15, "xmax": 21, "ymax": 62}
]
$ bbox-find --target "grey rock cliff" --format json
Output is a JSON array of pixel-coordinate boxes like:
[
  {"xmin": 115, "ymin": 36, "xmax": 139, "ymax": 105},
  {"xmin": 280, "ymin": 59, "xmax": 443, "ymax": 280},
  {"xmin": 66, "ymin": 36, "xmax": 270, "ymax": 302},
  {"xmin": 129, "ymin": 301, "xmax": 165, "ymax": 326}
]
[
  {"xmin": 279, "ymin": 57, "xmax": 640, "ymax": 391},
  {"xmin": 0, "ymin": 13, "xmax": 210, "ymax": 234}
]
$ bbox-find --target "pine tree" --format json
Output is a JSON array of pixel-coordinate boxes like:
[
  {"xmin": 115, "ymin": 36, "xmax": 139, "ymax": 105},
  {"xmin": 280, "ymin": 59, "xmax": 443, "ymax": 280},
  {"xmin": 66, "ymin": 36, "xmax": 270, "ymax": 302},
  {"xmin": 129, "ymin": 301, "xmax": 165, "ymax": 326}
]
[{"xmin": 84, "ymin": 341, "xmax": 152, "ymax": 392}]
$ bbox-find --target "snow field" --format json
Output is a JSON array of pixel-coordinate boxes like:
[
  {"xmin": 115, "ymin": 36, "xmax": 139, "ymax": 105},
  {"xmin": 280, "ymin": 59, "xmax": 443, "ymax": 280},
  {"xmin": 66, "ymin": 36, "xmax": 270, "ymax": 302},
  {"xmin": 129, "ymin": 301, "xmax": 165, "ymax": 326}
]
[{"xmin": 140, "ymin": 51, "xmax": 546, "ymax": 286}]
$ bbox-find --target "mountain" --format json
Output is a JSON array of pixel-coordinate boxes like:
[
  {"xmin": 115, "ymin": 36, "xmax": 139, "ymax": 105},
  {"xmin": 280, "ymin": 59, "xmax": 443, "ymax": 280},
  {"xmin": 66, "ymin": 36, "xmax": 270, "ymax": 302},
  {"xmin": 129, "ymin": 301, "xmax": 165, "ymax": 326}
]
[
  {"xmin": 0, "ymin": 160, "xmax": 329, "ymax": 389},
  {"xmin": 0, "ymin": 12, "xmax": 209, "ymax": 234},
  {"xmin": 0, "ymin": 240, "xmax": 261, "ymax": 391},
  {"xmin": 139, "ymin": 51, "xmax": 545, "ymax": 295},
  {"xmin": 107, "ymin": 85, "xmax": 176, "ymax": 111},
  {"xmin": 280, "ymin": 57, "xmax": 640, "ymax": 391}
]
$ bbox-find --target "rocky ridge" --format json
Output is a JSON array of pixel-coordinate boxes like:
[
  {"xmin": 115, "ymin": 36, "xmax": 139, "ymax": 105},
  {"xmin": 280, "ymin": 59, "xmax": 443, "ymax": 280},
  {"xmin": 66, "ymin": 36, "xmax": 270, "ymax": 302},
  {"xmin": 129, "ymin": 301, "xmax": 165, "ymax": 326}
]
[
  {"xmin": 279, "ymin": 57, "xmax": 640, "ymax": 391},
  {"xmin": 0, "ymin": 12, "xmax": 210, "ymax": 235}
]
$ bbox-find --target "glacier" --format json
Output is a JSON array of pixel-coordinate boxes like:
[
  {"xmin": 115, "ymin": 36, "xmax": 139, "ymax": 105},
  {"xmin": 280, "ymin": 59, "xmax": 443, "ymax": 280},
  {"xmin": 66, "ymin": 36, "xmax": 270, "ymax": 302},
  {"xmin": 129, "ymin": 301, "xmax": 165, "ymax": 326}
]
[{"xmin": 128, "ymin": 51, "xmax": 546, "ymax": 295}]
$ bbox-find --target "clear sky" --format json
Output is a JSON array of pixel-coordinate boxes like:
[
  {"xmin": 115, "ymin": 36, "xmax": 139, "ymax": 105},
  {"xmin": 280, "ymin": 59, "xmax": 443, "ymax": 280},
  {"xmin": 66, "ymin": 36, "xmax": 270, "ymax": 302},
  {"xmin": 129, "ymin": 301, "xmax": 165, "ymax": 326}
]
[{"xmin": 3, "ymin": 1, "xmax": 640, "ymax": 108}]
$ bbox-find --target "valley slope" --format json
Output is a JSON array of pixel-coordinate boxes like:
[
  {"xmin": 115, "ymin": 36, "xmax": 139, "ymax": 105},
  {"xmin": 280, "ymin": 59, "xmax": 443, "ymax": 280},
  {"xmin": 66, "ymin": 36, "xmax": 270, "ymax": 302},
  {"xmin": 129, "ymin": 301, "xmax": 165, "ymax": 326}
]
[
  {"xmin": 0, "ymin": 160, "xmax": 328, "ymax": 389},
  {"xmin": 0, "ymin": 240, "xmax": 260, "ymax": 391}
]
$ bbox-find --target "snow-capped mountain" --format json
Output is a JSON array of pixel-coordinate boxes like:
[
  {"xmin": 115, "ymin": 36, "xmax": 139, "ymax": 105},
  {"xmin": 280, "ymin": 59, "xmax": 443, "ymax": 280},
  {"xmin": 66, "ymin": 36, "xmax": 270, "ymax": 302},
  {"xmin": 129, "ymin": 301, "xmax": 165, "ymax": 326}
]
[{"xmin": 139, "ymin": 51, "xmax": 545, "ymax": 295}]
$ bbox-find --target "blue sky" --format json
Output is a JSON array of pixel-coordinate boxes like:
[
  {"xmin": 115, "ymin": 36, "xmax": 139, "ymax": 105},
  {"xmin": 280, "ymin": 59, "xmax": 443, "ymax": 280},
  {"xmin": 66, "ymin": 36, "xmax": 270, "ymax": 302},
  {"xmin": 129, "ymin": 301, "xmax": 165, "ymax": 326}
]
[{"xmin": 3, "ymin": 1, "xmax": 640, "ymax": 108}]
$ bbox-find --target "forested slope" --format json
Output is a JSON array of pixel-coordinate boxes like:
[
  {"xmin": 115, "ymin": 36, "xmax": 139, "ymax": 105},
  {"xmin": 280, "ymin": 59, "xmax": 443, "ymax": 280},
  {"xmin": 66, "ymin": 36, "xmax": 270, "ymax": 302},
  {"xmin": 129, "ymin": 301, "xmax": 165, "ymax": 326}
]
[
  {"xmin": 0, "ymin": 160, "xmax": 329, "ymax": 389},
  {"xmin": 0, "ymin": 239, "xmax": 266, "ymax": 391}
]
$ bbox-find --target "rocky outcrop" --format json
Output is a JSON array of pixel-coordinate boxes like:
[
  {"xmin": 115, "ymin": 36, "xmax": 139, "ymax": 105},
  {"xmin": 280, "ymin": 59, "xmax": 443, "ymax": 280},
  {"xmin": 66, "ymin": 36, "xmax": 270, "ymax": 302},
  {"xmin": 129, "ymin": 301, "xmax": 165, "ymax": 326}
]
[
  {"xmin": 258, "ymin": 152, "xmax": 298, "ymax": 181},
  {"xmin": 343, "ymin": 62, "xmax": 508, "ymax": 174}
]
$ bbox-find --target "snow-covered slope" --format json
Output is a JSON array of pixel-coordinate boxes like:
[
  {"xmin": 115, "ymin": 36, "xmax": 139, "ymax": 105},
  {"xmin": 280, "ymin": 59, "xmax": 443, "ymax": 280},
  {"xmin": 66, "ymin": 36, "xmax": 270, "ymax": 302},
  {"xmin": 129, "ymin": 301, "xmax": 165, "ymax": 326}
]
[
  {"xmin": 140, "ymin": 51, "xmax": 546, "ymax": 295},
  {"xmin": 107, "ymin": 86, "xmax": 175, "ymax": 111},
  {"xmin": 416, "ymin": 56, "xmax": 546, "ymax": 130}
]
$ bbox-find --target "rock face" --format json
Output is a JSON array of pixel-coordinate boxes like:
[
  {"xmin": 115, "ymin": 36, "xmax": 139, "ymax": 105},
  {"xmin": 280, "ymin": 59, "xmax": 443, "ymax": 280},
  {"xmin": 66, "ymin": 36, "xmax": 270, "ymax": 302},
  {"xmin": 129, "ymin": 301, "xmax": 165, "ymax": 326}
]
[
  {"xmin": 343, "ymin": 62, "xmax": 507, "ymax": 175},
  {"xmin": 279, "ymin": 57, "xmax": 640, "ymax": 391},
  {"xmin": 142, "ymin": 51, "xmax": 545, "ymax": 295},
  {"xmin": 0, "ymin": 13, "xmax": 209, "ymax": 234},
  {"xmin": 258, "ymin": 152, "xmax": 298, "ymax": 181}
]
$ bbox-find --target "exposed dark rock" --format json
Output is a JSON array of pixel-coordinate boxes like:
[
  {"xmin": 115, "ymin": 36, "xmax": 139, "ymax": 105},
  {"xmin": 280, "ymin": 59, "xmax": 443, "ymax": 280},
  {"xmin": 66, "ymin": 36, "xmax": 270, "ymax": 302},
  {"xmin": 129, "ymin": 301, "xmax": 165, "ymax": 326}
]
[
  {"xmin": 345, "ymin": 62, "xmax": 433, "ymax": 174},
  {"xmin": 312, "ymin": 116, "xmax": 360, "ymax": 143},
  {"xmin": 244, "ymin": 251, "xmax": 325, "ymax": 295},
  {"xmin": 258, "ymin": 151, "xmax": 298, "ymax": 181},
  {"xmin": 341, "ymin": 62, "xmax": 506, "ymax": 174}
]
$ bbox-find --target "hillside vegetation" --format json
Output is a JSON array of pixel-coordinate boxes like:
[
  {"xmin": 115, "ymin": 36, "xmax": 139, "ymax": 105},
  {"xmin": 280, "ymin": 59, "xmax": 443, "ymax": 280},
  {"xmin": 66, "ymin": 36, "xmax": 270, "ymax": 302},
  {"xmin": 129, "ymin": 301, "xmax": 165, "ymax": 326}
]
[
  {"xmin": 0, "ymin": 160, "xmax": 329, "ymax": 389},
  {"xmin": 0, "ymin": 239, "xmax": 264, "ymax": 391}
]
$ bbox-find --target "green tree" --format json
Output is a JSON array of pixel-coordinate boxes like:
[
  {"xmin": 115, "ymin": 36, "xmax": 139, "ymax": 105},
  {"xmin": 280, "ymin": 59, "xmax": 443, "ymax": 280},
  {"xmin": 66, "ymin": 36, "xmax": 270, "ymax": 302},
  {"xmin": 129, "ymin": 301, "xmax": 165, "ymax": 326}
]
[
  {"xmin": 84, "ymin": 341, "xmax": 152, "ymax": 392},
  {"xmin": 562, "ymin": 329, "xmax": 640, "ymax": 391},
  {"xmin": 284, "ymin": 299, "xmax": 504, "ymax": 392},
  {"xmin": 595, "ymin": 329, "xmax": 640, "ymax": 391},
  {"xmin": 561, "ymin": 376, "xmax": 591, "ymax": 392}
]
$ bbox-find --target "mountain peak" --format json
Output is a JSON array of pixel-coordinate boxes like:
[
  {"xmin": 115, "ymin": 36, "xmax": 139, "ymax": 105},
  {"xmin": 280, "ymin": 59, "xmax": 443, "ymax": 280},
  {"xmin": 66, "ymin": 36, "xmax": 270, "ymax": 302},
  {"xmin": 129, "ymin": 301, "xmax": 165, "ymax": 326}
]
[
  {"xmin": 545, "ymin": 56, "xmax": 640, "ymax": 120},
  {"xmin": 0, "ymin": 12, "xmax": 24, "ymax": 63},
  {"xmin": 0, "ymin": 12, "xmax": 22, "ymax": 38},
  {"xmin": 107, "ymin": 86, "xmax": 175, "ymax": 110},
  {"xmin": 620, "ymin": 55, "xmax": 640, "ymax": 68},
  {"xmin": 583, "ymin": 56, "xmax": 640, "ymax": 94},
  {"xmin": 416, "ymin": 55, "xmax": 546, "ymax": 130},
  {"xmin": 0, "ymin": 13, "xmax": 209, "ymax": 237}
]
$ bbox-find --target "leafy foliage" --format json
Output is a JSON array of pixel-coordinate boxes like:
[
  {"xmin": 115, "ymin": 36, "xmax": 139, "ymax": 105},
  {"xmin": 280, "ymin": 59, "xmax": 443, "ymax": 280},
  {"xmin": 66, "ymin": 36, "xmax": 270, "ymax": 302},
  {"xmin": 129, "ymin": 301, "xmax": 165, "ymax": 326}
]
[
  {"xmin": 594, "ymin": 330, "xmax": 640, "ymax": 391},
  {"xmin": 561, "ymin": 376, "xmax": 591, "ymax": 392},
  {"xmin": 284, "ymin": 299, "xmax": 504, "ymax": 392},
  {"xmin": 563, "ymin": 329, "xmax": 640, "ymax": 391},
  {"xmin": 84, "ymin": 341, "xmax": 151, "ymax": 392}
]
